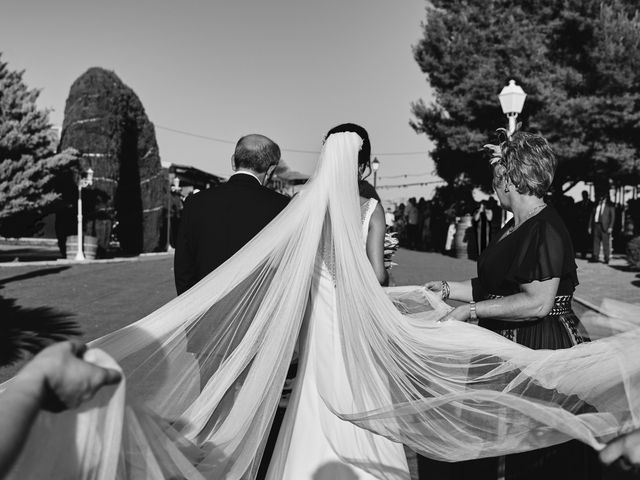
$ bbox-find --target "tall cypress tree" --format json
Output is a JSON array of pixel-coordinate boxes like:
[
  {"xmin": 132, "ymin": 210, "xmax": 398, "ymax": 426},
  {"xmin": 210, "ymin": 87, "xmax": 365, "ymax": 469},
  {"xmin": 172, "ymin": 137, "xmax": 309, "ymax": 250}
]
[{"xmin": 0, "ymin": 53, "xmax": 78, "ymax": 237}]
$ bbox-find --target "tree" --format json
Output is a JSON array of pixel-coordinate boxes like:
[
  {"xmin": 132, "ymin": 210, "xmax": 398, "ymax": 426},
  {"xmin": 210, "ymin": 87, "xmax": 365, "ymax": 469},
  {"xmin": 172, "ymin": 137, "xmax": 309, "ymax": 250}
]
[
  {"xmin": 0, "ymin": 54, "xmax": 79, "ymax": 237},
  {"xmin": 411, "ymin": 0, "xmax": 640, "ymax": 192},
  {"xmin": 59, "ymin": 67, "xmax": 166, "ymax": 254}
]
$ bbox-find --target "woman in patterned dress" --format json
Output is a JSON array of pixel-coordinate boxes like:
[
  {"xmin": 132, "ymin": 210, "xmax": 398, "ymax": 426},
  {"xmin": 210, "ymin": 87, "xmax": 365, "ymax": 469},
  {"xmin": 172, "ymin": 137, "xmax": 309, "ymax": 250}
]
[{"xmin": 423, "ymin": 131, "xmax": 599, "ymax": 480}]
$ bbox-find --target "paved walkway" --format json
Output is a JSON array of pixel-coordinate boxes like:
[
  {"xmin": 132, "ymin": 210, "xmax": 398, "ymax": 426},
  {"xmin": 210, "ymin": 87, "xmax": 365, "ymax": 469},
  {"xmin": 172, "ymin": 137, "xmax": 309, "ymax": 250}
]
[{"xmin": 573, "ymin": 256, "xmax": 640, "ymax": 306}]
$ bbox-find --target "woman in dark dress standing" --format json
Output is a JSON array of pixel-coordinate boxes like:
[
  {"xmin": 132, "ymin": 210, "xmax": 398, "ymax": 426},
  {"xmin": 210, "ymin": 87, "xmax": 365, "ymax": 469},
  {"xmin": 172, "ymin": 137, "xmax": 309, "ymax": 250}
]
[{"xmin": 422, "ymin": 132, "xmax": 599, "ymax": 480}]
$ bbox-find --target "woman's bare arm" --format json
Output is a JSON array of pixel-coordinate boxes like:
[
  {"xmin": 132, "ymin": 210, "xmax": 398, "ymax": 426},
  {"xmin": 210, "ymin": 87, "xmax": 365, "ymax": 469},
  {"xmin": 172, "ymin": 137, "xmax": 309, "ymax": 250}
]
[
  {"xmin": 443, "ymin": 278, "xmax": 560, "ymax": 323},
  {"xmin": 366, "ymin": 203, "xmax": 389, "ymax": 286}
]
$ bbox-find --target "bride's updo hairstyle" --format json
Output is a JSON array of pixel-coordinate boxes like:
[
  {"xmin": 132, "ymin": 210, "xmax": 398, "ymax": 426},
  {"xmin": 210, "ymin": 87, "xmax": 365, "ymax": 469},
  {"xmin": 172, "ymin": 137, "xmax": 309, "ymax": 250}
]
[
  {"xmin": 492, "ymin": 131, "xmax": 557, "ymax": 198},
  {"xmin": 325, "ymin": 123, "xmax": 371, "ymax": 173}
]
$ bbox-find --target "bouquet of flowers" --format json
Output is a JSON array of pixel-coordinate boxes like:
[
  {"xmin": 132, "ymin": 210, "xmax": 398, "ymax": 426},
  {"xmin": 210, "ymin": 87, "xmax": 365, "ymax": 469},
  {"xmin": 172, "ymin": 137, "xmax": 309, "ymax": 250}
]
[{"xmin": 384, "ymin": 231, "xmax": 400, "ymax": 269}]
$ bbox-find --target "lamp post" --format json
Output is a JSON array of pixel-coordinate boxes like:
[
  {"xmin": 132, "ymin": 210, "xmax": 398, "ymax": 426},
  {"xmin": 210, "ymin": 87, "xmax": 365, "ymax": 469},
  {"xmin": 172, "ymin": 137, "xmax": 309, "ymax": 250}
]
[
  {"xmin": 498, "ymin": 79, "xmax": 527, "ymax": 137},
  {"xmin": 75, "ymin": 168, "xmax": 94, "ymax": 261},
  {"xmin": 372, "ymin": 157, "xmax": 380, "ymax": 188}
]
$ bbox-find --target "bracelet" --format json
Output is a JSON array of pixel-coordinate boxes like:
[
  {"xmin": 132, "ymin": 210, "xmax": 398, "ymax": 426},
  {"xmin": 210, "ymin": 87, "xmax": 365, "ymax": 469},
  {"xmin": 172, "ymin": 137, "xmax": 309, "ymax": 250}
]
[
  {"xmin": 469, "ymin": 301, "xmax": 478, "ymax": 321},
  {"xmin": 441, "ymin": 281, "xmax": 450, "ymax": 301}
]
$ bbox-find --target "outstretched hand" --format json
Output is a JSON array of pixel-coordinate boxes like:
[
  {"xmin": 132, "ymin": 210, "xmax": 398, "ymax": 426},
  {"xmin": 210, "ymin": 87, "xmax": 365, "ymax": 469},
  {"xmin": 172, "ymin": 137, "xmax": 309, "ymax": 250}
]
[
  {"xmin": 600, "ymin": 428, "xmax": 640, "ymax": 470},
  {"xmin": 15, "ymin": 340, "xmax": 122, "ymax": 412}
]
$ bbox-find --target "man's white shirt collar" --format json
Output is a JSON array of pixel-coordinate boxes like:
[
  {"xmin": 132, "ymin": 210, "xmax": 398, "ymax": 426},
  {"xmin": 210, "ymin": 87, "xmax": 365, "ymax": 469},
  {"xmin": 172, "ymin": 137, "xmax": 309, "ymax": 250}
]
[{"xmin": 233, "ymin": 171, "xmax": 262, "ymax": 184}]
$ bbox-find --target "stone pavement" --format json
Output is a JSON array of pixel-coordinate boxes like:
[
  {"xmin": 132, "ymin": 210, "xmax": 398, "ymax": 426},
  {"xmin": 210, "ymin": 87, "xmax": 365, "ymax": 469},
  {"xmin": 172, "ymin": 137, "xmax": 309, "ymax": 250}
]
[
  {"xmin": 391, "ymin": 248, "xmax": 476, "ymax": 286},
  {"xmin": 573, "ymin": 255, "xmax": 640, "ymax": 306}
]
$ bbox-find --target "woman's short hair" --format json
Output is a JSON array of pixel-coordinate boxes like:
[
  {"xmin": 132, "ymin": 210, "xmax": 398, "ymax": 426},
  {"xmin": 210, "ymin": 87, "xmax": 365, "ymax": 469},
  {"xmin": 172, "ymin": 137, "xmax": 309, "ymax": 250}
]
[
  {"xmin": 492, "ymin": 132, "xmax": 557, "ymax": 198},
  {"xmin": 324, "ymin": 123, "xmax": 371, "ymax": 171}
]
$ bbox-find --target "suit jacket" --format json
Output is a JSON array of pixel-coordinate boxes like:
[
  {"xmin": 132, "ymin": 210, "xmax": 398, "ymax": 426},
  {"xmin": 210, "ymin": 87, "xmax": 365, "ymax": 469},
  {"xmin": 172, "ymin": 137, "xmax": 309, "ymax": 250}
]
[
  {"xmin": 174, "ymin": 173, "xmax": 289, "ymax": 294},
  {"xmin": 589, "ymin": 200, "xmax": 616, "ymax": 232}
]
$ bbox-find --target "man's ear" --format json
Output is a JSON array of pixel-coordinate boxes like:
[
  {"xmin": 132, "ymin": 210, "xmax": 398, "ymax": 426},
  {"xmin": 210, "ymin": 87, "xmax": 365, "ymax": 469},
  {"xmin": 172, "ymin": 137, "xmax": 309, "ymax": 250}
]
[
  {"xmin": 262, "ymin": 163, "xmax": 278, "ymax": 186},
  {"xmin": 231, "ymin": 154, "xmax": 237, "ymax": 171}
]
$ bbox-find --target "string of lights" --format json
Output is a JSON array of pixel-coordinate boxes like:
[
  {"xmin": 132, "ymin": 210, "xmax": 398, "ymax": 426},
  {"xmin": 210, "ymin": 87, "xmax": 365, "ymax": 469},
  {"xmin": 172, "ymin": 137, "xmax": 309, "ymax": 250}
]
[
  {"xmin": 377, "ymin": 172, "xmax": 433, "ymax": 179},
  {"xmin": 156, "ymin": 125, "xmax": 428, "ymax": 157},
  {"xmin": 376, "ymin": 180, "xmax": 446, "ymax": 189}
]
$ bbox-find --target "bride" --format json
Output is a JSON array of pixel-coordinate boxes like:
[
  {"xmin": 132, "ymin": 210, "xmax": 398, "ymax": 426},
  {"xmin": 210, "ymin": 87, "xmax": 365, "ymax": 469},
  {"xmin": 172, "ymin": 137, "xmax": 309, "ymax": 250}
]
[
  {"xmin": 5, "ymin": 127, "xmax": 640, "ymax": 480},
  {"xmin": 267, "ymin": 123, "xmax": 409, "ymax": 479}
]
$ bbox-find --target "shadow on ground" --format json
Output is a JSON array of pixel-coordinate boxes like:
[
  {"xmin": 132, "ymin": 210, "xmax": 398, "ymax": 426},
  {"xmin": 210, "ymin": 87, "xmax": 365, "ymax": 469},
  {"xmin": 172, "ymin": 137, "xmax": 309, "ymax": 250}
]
[
  {"xmin": 0, "ymin": 266, "xmax": 78, "ymax": 382},
  {"xmin": 609, "ymin": 264, "xmax": 640, "ymax": 273},
  {"xmin": 0, "ymin": 266, "xmax": 70, "ymax": 286}
]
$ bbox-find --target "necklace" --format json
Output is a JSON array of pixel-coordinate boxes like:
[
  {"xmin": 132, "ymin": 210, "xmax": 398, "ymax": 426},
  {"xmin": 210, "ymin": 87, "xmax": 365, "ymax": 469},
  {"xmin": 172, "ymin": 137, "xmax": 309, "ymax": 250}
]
[{"xmin": 506, "ymin": 204, "xmax": 546, "ymax": 235}]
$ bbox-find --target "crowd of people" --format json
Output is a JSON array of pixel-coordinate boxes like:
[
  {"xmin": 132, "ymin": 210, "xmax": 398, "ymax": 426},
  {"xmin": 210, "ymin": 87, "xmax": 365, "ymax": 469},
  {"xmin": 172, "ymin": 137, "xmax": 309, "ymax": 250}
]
[
  {"xmin": 390, "ymin": 187, "xmax": 635, "ymax": 263},
  {"xmin": 389, "ymin": 196, "xmax": 502, "ymax": 257}
]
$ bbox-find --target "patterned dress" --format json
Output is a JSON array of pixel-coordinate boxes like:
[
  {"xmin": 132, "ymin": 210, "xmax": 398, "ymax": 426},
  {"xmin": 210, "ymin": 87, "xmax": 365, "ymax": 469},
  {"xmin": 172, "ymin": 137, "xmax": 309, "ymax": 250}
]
[{"xmin": 466, "ymin": 205, "xmax": 600, "ymax": 480}]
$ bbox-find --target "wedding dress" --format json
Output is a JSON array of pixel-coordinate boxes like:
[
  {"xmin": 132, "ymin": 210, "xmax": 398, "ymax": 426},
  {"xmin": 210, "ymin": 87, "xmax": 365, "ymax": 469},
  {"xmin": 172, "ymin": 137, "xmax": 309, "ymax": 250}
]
[
  {"xmin": 4, "ymin": 132, "xmax": 640, "ymax": 480},
  {"xmin": 268, "ymin": 198, "xmax": 409, "ymax": 479}
]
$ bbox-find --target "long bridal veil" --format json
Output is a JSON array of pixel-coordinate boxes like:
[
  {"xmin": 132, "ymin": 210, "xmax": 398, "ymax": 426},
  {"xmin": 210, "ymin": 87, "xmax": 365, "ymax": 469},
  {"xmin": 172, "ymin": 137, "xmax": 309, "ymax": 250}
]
[{"xmin": 5, "ymin": 132, "xmax": 640, "ymax": 479}]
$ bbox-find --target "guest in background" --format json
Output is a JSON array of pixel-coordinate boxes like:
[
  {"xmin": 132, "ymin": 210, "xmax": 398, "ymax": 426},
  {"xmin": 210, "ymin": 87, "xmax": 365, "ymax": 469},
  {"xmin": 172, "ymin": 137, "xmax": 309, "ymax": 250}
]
[
  {"xmin": 421, "ymin": 200, "xmax": 433, "ymax": 251},
  {"xmin": 575, "ymin": 190, "xmax": 593, "ymax": 259},
  {"xmin": 394, "ymin": 203, "xmax": 406, "ymax": 244},
  {"xmin": 417, "ymin": 198, "xmax": 427, "ymax": 249},
  {"xmin": 168, "ymin": 180, "xmax": 183, "ymax": 249},
  {"xmin": 473, "ymin": 200, "xmax": 493, "ymax": 256},
  {"xmin": 589, "ymin": 191, "xmax": 615, "ymax": 264},
  {"xmin": 384, "ymin": 207, "xmax": 395, "ymax": 230},
  {"xmin": 612, "ymin": 201, "xmax": 625, "ymax": 255},
  {"xmin": 443, "ymin": 205, "xmax": 457, "ymax": 256},
  {"xmin": 405, "ymin": 197, "xmax": 420, "ymax": 249}
]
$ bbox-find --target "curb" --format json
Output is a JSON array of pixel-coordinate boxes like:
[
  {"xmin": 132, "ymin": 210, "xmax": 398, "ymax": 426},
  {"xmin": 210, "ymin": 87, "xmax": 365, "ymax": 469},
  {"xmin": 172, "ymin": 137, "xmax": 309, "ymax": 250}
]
[{"xmin": 0, "ymin": 251, "xmax": 173, "ymax": 268}]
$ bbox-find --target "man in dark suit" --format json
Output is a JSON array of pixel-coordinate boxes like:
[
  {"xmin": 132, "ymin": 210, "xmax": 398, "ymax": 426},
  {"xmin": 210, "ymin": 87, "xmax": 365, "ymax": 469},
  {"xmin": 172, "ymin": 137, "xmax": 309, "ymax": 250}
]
[
  {"xmin": 589, "ymin": 193, "xmax": 616, "ymax": 264},
  {"xmin": 575, "ymin": 190, "xmax": 593, "ymax": 259},
  {"xmin": 174, "ymin": 134, "xmax": 289, "ymax": 294},
  {"xmin": 174, "ymin": 134, "xmax": 289, "ymax": 479}
]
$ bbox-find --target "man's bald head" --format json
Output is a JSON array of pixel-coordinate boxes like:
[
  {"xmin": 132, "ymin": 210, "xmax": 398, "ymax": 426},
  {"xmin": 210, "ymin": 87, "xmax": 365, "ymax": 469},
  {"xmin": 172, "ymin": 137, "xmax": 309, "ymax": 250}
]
[{"xmin": 233, "ymin": 134, "xmax": 281, "ymax": 174}]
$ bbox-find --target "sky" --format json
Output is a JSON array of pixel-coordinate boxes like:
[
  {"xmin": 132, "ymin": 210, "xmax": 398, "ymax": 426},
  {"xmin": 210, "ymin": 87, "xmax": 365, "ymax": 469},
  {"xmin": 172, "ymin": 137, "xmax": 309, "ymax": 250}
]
[{"xmin": 0, "ymin": 0, "xmax": 443, "ymax": 204}]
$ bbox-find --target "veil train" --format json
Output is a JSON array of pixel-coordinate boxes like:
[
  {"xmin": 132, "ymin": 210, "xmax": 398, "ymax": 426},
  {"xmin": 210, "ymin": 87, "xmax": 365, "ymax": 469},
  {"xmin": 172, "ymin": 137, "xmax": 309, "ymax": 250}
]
[{"xmin": 5, "ymin": 132, "xmax": 640, "ymax": 479}]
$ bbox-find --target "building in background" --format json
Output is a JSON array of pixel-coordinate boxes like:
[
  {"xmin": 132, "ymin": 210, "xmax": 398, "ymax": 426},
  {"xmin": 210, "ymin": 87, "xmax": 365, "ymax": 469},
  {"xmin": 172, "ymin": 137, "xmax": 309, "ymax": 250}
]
[{"xmin": 163, "ymin": 163, "xmax": 227, "ymax": 198}]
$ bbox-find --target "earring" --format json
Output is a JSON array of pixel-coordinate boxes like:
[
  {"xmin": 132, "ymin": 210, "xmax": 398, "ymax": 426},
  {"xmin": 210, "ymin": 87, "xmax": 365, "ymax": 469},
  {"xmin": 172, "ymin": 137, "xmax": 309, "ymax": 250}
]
[{"xmin": 504, "ymin": 185, "xmax": 509, "ymax": 193}]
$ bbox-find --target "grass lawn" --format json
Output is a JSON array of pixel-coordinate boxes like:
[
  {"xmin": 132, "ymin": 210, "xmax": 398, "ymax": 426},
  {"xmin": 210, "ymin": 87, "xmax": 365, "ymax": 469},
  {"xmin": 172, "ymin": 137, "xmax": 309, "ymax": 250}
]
[{"xmin": 0, "ymin": 255, "xmax": 176, "ymax": 382}]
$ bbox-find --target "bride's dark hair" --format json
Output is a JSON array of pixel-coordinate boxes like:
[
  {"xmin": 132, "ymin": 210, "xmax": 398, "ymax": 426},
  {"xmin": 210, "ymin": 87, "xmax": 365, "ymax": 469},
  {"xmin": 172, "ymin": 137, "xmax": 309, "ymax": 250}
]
[{"xmin": 325, "ymin": 123, "xmax": 371, "ymax": 172}]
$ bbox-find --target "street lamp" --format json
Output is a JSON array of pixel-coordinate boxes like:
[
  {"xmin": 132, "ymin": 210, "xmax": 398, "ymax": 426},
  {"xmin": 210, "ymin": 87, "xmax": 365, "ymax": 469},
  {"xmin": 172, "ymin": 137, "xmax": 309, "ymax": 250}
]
[
  {"xmin": 498, "ymin": 79, "xmax": 527, "ymax": 137},
  {"xmin": 372, "ymin": 157, "xmax": 380, "ymax": 188},
  {"xmin": 75, "ymin": 167, "xmax": 94, "ymax": 261}
]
